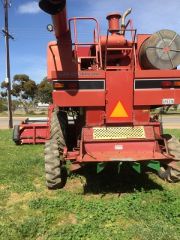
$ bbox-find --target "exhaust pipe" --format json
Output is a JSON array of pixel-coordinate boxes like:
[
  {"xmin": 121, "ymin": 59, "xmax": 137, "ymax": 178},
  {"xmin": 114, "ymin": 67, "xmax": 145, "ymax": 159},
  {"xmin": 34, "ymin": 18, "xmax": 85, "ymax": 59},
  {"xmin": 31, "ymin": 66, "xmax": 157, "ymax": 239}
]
[
  {"xmin": 121, "ymin": 8, "xmax": 132, "ymax": 34},
  {"xmin": 39, "ymin": 0, "xmax": 66, "ymax": 15}
]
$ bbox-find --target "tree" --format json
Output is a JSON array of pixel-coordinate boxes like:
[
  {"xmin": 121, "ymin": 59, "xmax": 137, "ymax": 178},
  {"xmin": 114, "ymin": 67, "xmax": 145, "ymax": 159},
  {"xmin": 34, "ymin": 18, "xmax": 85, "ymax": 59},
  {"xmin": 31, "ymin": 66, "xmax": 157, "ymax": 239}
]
[
  {"xmin": 11, "ymin": 100, "xmax": 20, "ymax": 112},
  {"xmin": 1, "ymin": 81, "xmax": 8, "ymax": 98},
  {"xmin": 0, "ymin": 97, "xmax": 7, "ymax": 112},
  {"xmin": 37, "ymin": 77, "xmax": 53, "ymax": 104},
  {"xmin": 0, "ymin": 82, "xmax": 8, "ymax": 112},
  {"xmin": 11, "ymin": 74, "xmax": 37, "ymax": 113}
]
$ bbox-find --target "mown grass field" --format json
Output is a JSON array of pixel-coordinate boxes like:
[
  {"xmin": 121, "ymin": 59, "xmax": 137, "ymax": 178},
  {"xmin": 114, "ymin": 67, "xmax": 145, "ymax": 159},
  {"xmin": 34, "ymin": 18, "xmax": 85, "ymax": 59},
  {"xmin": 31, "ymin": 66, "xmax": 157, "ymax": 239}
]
[{"xmin": 0, "ymin": 130, "xmax": 180, "ymax": 240}]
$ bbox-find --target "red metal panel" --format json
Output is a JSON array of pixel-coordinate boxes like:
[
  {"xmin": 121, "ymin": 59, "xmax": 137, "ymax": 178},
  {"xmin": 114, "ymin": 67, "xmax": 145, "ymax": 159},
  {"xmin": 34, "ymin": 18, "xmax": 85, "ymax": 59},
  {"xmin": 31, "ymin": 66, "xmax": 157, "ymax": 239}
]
[
  {"xmin": 47, "ymin": 42, "xmax": 76, "ymax": 80},
  {"xmin": 76, "ymin": 47, "xmax": 91, "ymax": 57},
  {"xmin": 106, "ymin": 71, "xmax": 133, "ymax": 123},
  {"xmin": 78, "ymin": 150, "xmax": 170, "ymax": 162},
  {"xmin": 154, "ymin": 125, "xmax": 162, "ymax": 139},
  {"xmin": 135, "ymin": 70, "xmax": 180, "ymax": 79},
  {"xmin": 134, "ymin": 89, "xmax": 180, "ymax": 106},
  {"xmin": 53, "ymin": 90, "xmax": 105, "ymax": 107},
  {"xmin": 133, "ymin": 108, "xmax": 150, "ymax": 124},
  {"xmin": 85, "ymin": 107, "xmax": 105, "ymax": 126},
  {"xmin": 51, "ymin": 70, "xmax": 105, "ymax": 80},
  {"xmin": 20, "ymin": 124, "xmax": 48, "ymax": 144},
  {"xmin": 84, "ymin": 141, "xmax": 155, "ymax": 153},
  {"xmin": 75, "ymin": 141, "xmax": 170, "ymax": 162},
  {"xmin": 175, "ymin": 89, "xmax": 180, "ymax": 100}
]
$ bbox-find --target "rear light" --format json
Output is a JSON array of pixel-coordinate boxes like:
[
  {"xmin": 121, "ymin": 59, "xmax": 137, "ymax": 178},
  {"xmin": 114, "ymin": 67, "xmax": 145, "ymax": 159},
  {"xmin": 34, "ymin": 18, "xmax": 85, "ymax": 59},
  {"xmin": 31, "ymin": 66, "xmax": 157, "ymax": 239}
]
[
  {"xmin": 54, "ymin": 82, "xmax": 64, "ymax": 89},
  {"xmin": 53, "ymin": 82, "xmax": 79, "ymax": 90},
  {"xmin": 174, "ymin": 81, "xmax": 180, "ymax": 87},
  {"xmin": 161, "ymin": 81, "xmax": 173, "ymax": 88},
  {"xmin": 67, "ymin": 82, "xmax": 78, "ymax": 89}
]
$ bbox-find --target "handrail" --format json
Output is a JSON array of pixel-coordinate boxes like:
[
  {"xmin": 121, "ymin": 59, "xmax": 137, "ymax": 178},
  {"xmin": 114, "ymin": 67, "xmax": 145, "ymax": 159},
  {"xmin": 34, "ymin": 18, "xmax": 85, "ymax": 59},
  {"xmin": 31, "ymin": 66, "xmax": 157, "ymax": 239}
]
[{"xmin": 68, "ymin": 17, "xmax": 102, "ymax": 69}]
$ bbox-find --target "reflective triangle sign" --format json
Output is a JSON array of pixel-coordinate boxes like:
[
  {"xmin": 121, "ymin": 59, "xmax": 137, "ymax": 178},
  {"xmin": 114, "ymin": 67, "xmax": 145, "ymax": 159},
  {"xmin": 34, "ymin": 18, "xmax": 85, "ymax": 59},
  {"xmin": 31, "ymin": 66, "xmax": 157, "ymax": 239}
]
[{"xmin": 110, "ymin": 101, "xmax": 128, "ymax": 118}]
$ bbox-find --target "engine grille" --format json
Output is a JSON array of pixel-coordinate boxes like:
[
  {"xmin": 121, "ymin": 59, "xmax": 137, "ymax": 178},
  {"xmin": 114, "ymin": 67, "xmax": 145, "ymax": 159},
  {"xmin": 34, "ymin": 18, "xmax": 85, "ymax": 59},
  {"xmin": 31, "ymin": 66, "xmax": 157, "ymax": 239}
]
[{"xmin": 93, "ymin": 127, "xmax": 145, "ymax": 140}]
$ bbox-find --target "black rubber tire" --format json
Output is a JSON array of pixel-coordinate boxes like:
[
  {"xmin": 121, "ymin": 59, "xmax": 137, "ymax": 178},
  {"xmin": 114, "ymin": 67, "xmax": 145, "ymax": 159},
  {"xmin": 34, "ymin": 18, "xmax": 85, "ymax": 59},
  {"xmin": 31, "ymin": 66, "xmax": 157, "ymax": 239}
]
[
  {"xmin": 13, "ymin": 125, "xmax": 21, "ymax": 145},
  {"xmin": 158, "ymin": 166, "xmax": 180, "ymax": 183},
  {"xmin": 45, "ymin": 108, "xmax": 68, "ymax": 189},
  {"xmin": 158, "ymin": 135, "xmax": 180, "ymax": 182},
  {"xmin": 50, "ymin": 108, "xmax": 66, "ymax": 147},
  {"xmin": 45, "ymin": 139, "xmax": 67, "ymax": 189},
  {"xmin": 167, "ymin": 135, "xmax": 180, "ymax": 160}
]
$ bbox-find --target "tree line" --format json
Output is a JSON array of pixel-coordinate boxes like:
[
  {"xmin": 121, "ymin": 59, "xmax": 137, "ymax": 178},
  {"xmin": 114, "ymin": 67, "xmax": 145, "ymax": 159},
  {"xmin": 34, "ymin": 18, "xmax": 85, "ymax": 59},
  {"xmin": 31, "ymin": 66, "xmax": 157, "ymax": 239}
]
[{"xmin": 0, "ymin": 74, "xmax": 53, "ymax": 113}]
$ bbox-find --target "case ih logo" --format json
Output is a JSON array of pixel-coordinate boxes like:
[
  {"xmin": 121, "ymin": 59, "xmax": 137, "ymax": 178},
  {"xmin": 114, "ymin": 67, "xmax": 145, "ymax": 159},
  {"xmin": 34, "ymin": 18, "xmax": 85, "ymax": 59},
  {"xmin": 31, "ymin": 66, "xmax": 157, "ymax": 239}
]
[{"xmin": 58, "ymin": 72, "xmax": 102, "ymax": 78}]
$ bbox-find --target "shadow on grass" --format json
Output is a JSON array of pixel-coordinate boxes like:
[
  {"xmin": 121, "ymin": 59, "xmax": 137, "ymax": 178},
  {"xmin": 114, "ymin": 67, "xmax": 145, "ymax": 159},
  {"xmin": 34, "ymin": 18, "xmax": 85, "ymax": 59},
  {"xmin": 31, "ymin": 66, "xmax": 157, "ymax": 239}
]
[{"xmin": 72, "ymin": 163, "xmax": 163, "ymax": 195}]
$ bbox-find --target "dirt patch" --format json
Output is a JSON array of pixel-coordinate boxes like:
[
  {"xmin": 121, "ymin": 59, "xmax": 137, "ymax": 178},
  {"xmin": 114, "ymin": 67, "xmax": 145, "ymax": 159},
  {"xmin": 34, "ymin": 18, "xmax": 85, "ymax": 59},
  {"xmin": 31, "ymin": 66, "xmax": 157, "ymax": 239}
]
[
  {"xmin": 0, "ymin": 184, "xmax": 8, "ymax": 190},
  {"xmin": 57, "ymin": 213, "xmax": 78, "ymax": 226},
  {"xmin": 33, "ymin": 178, "xmax": 44, "ymax": 189},
  {"xmin": 7, "ymin": 192, "xmax": 38, "ymax": 206},
  {"xmin": 68, "ymin": 213, "xmax": 78, "ymax": 224},
  {"xmin": 7, "ymin": 187, "xmax": 58, "ymax": 206},
  {"xmin": 36, "ymin": 237, "xmax": 46, "ymax": 240},
  {"xmin": 116, "ymin": 218, "xmax": 137, "ymax": 228},
  {"xmin": 64, "ymin": 178, "xmax": 85, "ymax": 193}
]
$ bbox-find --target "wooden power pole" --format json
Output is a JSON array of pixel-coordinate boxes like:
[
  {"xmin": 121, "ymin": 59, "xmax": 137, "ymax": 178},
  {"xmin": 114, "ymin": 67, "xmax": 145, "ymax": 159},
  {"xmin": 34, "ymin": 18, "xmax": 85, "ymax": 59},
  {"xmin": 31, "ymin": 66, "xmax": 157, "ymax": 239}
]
[{"xmin": 2, "ymin": 0, "xmax": 13, "ymax": 128}]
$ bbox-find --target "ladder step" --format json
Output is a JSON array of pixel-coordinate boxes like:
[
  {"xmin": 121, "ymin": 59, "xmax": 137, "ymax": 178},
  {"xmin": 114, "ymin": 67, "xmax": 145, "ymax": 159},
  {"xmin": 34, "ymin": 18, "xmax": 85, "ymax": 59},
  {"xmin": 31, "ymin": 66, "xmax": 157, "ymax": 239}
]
[
  {"xmin": 79, "ymin": 56, "xmax": 97, "ymax": 59},
  {"xmin": 106, "ymin": 66, "xmax": 131, "ymax": 70},
  {"xmin": 107, "ymin": 48, "xmax": 133, "ymax": 51}
]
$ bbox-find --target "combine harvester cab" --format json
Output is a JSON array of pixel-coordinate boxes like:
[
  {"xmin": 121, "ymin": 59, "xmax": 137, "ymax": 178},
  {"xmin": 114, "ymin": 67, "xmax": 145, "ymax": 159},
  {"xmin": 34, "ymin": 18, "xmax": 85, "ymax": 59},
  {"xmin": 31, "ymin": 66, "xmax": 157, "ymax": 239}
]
[{"xmin": 39, "ymin": 0, "xmax": 180, "ymax": 189}]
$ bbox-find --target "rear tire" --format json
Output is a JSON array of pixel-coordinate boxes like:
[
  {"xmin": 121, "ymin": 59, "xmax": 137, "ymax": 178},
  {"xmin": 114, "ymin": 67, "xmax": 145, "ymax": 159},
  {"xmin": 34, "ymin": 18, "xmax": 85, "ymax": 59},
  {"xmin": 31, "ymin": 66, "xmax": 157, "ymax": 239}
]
[
  {"xmin": 158, "ymin": 166, "xmax": 180, "ymax": 183},
  {"xmin": 50, "ymin": 108, "xmax": 67, "ymax": 147},
  {"xmin": 158, "ymin": 135, "xmax": 180, "ymax": 182},
  {"xmin": 45, "ymin": 108, "xmax": 68, "ymax": 189},
  {"xmin": 167, "ymin": 136, "xmax": 180, "ymax": 160},
  {"xmin": 45, "ymin": 139, "xmax": 67, "ymax": 189}
]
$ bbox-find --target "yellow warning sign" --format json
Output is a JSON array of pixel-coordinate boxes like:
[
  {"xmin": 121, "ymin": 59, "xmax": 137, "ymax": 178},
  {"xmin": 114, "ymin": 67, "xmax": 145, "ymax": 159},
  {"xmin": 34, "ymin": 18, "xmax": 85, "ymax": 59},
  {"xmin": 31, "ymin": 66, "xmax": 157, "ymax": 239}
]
[{"xmin": 110, "ymin": 101, "xmax": 128, "ymax": 118}]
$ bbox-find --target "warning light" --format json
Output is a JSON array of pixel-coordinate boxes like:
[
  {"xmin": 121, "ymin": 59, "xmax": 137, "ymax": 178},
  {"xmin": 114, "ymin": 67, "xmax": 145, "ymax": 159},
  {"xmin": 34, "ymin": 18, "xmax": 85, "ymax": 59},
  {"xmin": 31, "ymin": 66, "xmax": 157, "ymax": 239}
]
[
  {"xmin": 110, "ymin": 101, "xmax": 128, "ymax": 118},
  {"xmin": 67, "ymin": 82, "xmax": 78, "ymax": 89},
  {"xmin": 174, "ymin": 81, "xmax": 180, "ymax": 87},
  {"xmin": 54, "ymin": 82, "xmax": 64, "ymax": 89},
  {"xmin": 161, "ymin": 81, "xmax": 172, "ymax": 88}
]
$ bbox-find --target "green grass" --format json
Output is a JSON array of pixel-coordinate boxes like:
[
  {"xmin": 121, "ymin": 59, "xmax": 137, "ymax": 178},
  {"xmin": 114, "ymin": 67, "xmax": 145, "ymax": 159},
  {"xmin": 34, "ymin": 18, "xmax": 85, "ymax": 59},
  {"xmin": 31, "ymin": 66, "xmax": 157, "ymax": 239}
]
[{"xmin": 0, "ymin": 130, "xmax": 180, "ymax": 240}]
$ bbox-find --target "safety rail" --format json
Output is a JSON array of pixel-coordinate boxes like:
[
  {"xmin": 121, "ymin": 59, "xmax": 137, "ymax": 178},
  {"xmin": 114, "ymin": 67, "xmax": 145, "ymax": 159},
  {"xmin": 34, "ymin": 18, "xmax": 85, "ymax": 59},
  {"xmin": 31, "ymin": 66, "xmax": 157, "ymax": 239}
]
[{"xmin": 68, "ymin": 17, "xmax": 102, "ymax": 70}]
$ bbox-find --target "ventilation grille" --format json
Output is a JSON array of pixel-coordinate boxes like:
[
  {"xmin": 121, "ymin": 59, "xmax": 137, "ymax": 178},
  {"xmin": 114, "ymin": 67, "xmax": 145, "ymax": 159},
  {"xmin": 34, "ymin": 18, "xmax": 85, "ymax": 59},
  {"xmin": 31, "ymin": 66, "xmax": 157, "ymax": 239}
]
[{"xmin": 93, "ymin": 127, "xmax": 145, "ymax": 140}]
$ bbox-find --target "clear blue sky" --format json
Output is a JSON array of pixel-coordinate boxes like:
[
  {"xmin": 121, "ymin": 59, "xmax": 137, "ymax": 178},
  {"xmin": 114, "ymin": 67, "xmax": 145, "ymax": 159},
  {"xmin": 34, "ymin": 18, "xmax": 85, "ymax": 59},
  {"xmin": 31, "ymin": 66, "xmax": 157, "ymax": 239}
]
[{"xmin": 0, "ymin": 0, "xmax": 180, "ymax": 84}]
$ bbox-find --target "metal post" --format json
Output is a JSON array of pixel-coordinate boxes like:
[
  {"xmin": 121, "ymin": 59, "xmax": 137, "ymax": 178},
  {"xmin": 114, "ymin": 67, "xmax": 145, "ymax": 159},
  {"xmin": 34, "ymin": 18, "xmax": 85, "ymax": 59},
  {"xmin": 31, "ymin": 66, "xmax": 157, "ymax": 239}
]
[{"xmin": 3, "ymin": 0, "xmax": 13, "ymax": 128}]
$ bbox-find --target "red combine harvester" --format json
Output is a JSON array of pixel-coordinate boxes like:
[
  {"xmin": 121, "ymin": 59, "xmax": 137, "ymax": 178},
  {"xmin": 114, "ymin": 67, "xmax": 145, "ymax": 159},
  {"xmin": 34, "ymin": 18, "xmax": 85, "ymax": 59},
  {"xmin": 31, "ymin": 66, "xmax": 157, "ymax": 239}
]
[{"xmin": 38, "ymin": 0, "xmax": 180, "ymax": 189}]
